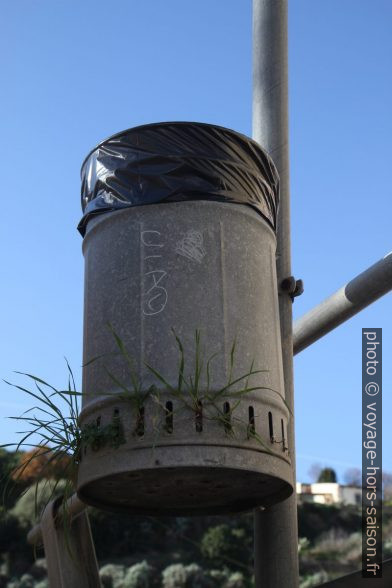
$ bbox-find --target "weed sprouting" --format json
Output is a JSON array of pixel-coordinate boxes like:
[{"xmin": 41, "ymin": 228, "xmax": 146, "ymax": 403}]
[{"xmin": 2, "ymin": 326, "xmax": 287, "ymax": 533}]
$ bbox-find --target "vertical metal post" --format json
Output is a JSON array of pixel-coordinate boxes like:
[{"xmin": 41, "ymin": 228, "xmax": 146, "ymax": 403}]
[{"xmin": 252, "ymin": 1, "xmax": 299, "ymax": 586}]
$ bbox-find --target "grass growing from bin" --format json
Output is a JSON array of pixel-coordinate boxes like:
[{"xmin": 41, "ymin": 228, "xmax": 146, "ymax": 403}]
[
  {"xmin": 2, "ymin": 363, "xmax": 79, "ymax": 506},
  {"xmin": 1, "ymin": 327, "xmax": 289, "ymax": 539},
  {"xmin": 89, "ymin": 325, "xmax": 289, "ymax": 454},
  {"xmin": 1, "ymin": 363, "xmax": 83, "ymax": 557},
  {"xmin": 1, "ymin": 360, "xmax": 129, "ymax": 558},
  {"xmin": 144, "ymin": 329, "xmax": 273, "ymax": 448}
]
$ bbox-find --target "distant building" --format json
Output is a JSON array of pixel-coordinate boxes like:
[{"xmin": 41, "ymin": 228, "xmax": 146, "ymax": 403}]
[{"xmin": 296, "ymin": 482, "xmax": 361, "ymax": 506}]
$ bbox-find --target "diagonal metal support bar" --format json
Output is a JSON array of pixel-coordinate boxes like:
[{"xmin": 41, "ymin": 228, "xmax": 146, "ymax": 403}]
[
  {"xmin": 27, "ymin": 493, "xmax": 86, "ymax": 546},
  {"xmin": 27, "ymin": 495, "xmax": 100, "ymax": 588},
  {"xmin": 293, "ymin": 252, "xmax": 392, "ymax": 355},
  {"xmin": 318, "ymin": 558, "xmax": 392, "ymax": 587}
]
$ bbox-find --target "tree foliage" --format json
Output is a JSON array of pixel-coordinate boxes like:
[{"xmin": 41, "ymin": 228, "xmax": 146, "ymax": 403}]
[
  {"xmin": 10, "ymin": 479, "xmax": 67, "ymax": 526},
  {"xmin": 161, "ymin": 564, "xmax": 187, "ymax": 588},
  {"xmin": 11, "ymin": 446, "xmax": 71, "ymax": 484},
  {"xmin": 317, "ymin": 468, "xmax": 337, "ymax": 483},
  {"xmin": 0, "ymin": 449, "xmax": 26, "ymax": 508},
  {"xmin": 200, "ymin": 525, "xmax": 250, "ymax": 571},
  {"xmin": 123, "ymin": 561, "xmax": 156, "ymax": 588}
]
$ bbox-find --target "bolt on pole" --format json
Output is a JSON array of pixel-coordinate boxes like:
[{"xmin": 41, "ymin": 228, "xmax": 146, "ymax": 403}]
[{"xmin": 252, "ymin": 0, "xmax": 299, "ymax": 586}]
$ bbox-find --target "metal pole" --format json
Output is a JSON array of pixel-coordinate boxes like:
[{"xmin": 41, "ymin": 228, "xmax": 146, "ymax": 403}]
[
  {"xmin": 252, "ymin": 1, "xmax": 299, "ymax": 586},
  {"xmin": 293, "ymin": 252, "xmax": 392, "ymax": 355},
  {"xmin": 27, "ymin": 493, "xmax": 86, "ymax": 546}
]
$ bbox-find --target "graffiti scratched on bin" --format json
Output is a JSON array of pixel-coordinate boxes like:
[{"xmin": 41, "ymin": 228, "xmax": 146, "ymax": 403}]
[
  {"xmin": 141, "ymin": 230, "xmax": 168, "ymax": 316},
  {"xmin": 175, "ymin": 229, "xmax": 206, "ymax": 264}
]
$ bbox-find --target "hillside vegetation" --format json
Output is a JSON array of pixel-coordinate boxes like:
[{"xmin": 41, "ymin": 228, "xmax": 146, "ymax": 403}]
[{"xmin": 1, "ymin": 450, "xmax": 391, "ymax": 587}]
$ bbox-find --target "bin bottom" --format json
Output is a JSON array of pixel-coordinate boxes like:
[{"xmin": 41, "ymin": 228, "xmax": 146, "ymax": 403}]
[
  {"xmin": 77, "ymin": 392, "xmax": 293, "ymax": 515},
  {"xmin": 77, "ymin": 457, "xmax": 293, "ymax": 516}
]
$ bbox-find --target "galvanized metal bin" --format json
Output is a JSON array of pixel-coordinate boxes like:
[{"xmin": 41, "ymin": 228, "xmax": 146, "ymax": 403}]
[{"xmin": 76, "ymin": 122, "xmax": 293, "ymax": 515}]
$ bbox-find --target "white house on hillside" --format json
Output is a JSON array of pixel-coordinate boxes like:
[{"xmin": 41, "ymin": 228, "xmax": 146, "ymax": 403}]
[{"xmin": 296, "ymin": 482, "xmax": 361, "ymax": 506}]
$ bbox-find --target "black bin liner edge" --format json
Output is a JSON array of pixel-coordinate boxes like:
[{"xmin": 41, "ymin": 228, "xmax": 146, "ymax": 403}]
[{"xmin": 78, "ymin": 121, "xmax": 279, "ymax": 237}]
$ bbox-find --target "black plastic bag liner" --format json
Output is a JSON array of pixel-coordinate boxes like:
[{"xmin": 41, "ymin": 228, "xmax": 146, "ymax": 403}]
[{"xmin": 78, "ymin": 122, "xmax": 279, "ymax": 236}]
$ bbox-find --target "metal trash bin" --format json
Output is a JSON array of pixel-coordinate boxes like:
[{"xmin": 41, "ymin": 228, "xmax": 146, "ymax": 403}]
[{"xmin": 76, "ymin": 122, "xmax": 293, "ymax": 515}]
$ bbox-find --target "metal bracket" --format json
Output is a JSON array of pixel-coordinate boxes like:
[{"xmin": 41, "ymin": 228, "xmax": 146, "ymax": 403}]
[{"xmin": 280, "ymin": 276, "xmax": 304, "ymax": 302}]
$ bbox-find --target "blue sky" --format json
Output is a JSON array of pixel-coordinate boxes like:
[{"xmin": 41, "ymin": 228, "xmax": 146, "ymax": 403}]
[{"xmin": 1, "ymin": 0, "xmax": 391, "ymax": 484}]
